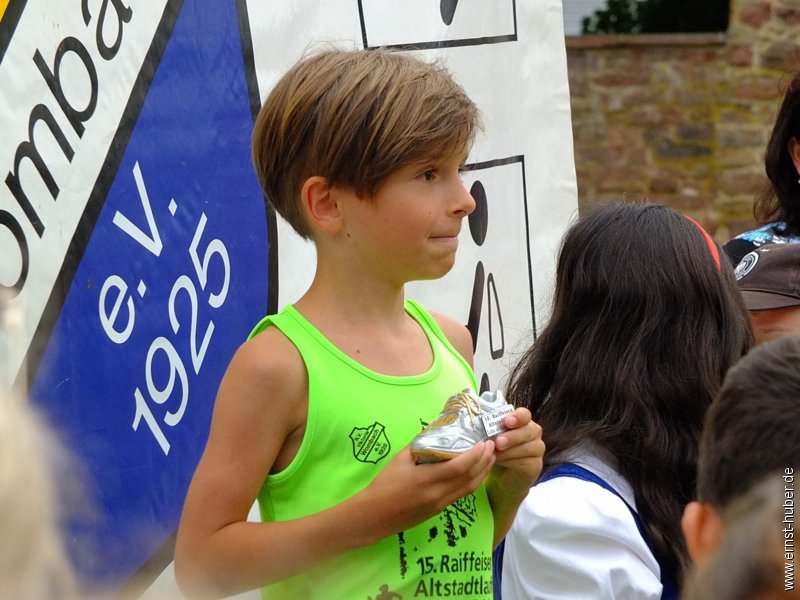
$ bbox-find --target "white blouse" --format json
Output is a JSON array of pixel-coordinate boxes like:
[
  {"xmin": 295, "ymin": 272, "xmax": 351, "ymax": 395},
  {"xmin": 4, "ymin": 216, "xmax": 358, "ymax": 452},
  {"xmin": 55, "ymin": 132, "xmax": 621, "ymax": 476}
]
[{"xmin": 500, "ymin": 447, "xmax": 663, "ymax": 599}]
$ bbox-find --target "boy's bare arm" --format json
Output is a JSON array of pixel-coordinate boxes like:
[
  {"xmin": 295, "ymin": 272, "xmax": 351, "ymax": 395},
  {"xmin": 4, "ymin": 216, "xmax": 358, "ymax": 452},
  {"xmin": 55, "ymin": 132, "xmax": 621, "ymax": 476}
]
[
  {"xmin": 174, "ymin": 327, "xmax": 496, "ymax": 599},
  {"xmin": 431, "ymin": 310, "xmax": 546, "ymax": 546}
]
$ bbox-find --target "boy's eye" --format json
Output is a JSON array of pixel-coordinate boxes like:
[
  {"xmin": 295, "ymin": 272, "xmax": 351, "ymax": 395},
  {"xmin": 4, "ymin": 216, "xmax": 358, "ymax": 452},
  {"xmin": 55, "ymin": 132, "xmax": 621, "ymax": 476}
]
[{"xmin": 419, "ymin": 169, "xmax": 436, "ymax": 182}]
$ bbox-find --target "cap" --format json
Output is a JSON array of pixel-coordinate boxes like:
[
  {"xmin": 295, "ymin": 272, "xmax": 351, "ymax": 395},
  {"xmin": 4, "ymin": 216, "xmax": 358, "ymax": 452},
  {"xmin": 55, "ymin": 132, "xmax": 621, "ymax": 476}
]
[{"xmin": 734, "ymin": 243, "xmax": 800, "ymax": 311}]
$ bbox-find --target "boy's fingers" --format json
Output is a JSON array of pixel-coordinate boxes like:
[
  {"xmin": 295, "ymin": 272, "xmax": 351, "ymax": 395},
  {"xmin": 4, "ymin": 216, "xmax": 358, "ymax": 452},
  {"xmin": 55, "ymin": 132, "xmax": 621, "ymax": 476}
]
[{"xmin": 424, "ymin": 441, "xmax": 494, "ymax": 480}]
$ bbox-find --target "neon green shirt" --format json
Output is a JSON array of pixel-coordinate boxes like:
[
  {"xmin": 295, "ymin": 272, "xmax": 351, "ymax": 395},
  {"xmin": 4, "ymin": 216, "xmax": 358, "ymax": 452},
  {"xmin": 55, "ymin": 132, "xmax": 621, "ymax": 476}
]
[{"xmin": 249, "ymin": 299, "xmax": 494, "ymax": 599}]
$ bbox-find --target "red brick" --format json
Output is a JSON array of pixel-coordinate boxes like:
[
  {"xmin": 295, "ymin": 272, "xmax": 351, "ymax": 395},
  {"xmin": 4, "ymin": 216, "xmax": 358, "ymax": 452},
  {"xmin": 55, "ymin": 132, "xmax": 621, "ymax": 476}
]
[
  {"xmin": 728, "ymin": 45, "xmax": 753, "ymax": 66},
  {"xmin": 776, "ymin": 7, "xmax": 800, "ymax": 25},
  {"xmin": 739, "ymin": 2, "xmax": 772, "ymax": 27}
]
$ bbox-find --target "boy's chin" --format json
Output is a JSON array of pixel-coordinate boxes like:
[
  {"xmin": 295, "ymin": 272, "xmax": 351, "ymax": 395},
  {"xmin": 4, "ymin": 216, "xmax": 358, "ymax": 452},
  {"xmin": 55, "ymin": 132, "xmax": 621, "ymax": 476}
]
[{"xmin": 410, "ymin": 264, "xmax": 456, "ymax": 282}]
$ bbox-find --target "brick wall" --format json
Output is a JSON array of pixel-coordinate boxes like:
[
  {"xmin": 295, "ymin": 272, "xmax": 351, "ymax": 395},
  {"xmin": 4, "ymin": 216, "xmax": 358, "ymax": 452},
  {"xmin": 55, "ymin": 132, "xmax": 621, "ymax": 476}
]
[{"xmin": 566, "ymin": 0, "xmax": 800, "ymax": 241}]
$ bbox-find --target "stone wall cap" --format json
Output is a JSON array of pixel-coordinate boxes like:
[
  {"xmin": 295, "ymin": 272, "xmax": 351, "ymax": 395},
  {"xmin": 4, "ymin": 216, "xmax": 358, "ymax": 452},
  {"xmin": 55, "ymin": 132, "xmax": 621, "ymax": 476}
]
[{"xmin": 566, "ymin": 32, "xmax": 727, "ymax": 49}]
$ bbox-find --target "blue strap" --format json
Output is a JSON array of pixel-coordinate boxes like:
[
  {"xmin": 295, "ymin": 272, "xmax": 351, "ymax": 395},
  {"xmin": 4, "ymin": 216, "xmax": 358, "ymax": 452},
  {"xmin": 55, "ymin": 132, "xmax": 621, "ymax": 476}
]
[
  {"xmin": 492, "ymin": 538, "xmax": 505, "ymax": 599},
  {"xmin": 493, "ymin": 463, "xmax": 678, "ymax": 600}
]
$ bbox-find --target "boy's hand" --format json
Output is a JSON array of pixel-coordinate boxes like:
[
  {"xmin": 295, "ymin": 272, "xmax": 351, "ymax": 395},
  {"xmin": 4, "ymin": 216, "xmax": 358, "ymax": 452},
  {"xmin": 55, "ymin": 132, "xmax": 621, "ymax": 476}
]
[
  {"xmin": 490, "ymin": 407, "xmax": 545, "ymax": 499},
  {"xmin": 364, "ymin": 440, "xmax": 495, "ymax": 537}
]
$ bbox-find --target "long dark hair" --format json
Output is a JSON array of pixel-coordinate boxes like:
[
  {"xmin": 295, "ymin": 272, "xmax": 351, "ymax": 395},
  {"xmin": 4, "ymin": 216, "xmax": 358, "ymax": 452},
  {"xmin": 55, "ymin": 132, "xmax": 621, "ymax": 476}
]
[
  {"xmin": 507, "ymin": 202, "xmax": 752, "ymax": 587},
  {"xmin": 755, "ymin": 71, "xmax": 800, "ymax": 231}
]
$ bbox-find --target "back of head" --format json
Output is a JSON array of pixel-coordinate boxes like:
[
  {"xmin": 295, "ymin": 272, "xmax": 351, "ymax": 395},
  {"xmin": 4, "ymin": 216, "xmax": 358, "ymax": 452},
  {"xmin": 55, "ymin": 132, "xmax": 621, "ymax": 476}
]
[
  {"xmin": 507, "ymin": 201, "xmax": 752, "ymax": 585},
  {"xmin": 683, "ymin": 474, "xmax": 796, "ymax": 600},
  {"xmin": 697, "ymin": 334, "xmax": 800, "ymax": 507},
  {"xmin": 509, "ymin": 202, "xmax": 750, "ymax": 439},
  {"xmin": 252, "ymin": 47, "xmax": 481, "ymax": 238},
  {"xmin": 756, "ymin": 70, "xmax": 800, "ymax": 230}
]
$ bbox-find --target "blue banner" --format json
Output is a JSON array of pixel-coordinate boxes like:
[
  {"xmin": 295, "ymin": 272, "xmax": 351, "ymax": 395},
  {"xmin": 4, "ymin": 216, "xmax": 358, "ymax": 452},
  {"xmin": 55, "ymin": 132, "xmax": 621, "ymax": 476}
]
[{"xmin": 28, "ymin": 0, "xmax": 269, "ymax": 588}]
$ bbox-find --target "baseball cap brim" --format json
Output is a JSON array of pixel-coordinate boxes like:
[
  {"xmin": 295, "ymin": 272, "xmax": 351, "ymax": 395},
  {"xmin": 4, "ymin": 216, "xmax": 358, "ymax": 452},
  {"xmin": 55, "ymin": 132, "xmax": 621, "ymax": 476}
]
[{"xmin": 742, "ymin": 290, "xmax": 800, "ymax": 311}]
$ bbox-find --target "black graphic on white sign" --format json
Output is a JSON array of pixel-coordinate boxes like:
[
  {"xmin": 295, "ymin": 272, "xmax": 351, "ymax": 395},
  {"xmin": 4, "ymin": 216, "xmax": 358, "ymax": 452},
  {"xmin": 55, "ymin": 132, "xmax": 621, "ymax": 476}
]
[{"xmin": 357, "ymin": 0, "xmax": 516, "ymax": 50}]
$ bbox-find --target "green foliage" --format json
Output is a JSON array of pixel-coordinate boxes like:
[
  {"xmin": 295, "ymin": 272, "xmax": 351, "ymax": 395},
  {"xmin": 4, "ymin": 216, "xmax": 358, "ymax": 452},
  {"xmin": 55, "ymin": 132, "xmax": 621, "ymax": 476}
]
[{"xmin": 582, "ymin": 0, "xmax": 729, "ymax": 34}]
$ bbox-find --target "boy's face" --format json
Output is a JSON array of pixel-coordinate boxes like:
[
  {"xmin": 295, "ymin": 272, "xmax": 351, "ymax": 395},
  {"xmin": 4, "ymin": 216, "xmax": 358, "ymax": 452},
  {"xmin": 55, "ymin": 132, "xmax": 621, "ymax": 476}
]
[
  {"xmin": 749, "ymin": 305, "xmax": 800, "ymax": 344},
  {"xmin": 337, "ymin": 151, "xmax": 475, "ymax": 283}
]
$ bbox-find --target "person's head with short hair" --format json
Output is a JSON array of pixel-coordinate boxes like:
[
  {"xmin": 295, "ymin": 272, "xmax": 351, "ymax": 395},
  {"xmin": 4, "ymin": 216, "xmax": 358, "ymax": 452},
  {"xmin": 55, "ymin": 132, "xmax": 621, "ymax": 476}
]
[
  {"xmin": 682, "ymin": 335, "xmax": 800, "ymax": 565},
  {"xmin": 734, "ymin": 243, "xmax": 800, "ymax": 343},
  {"xmin": 251, "ymin": 47, "xmax": 481, "ymax": 239},
  {"xmin": 755, "ymin": 70, "xmax": 800, "ymax": 231},
  {"xmin": 682, "ymin": 474, "xmax": 798, "ymax": 600},
  {"xmin": 507, "ymin": 201, "xmax": 753, "ymax": 586}
]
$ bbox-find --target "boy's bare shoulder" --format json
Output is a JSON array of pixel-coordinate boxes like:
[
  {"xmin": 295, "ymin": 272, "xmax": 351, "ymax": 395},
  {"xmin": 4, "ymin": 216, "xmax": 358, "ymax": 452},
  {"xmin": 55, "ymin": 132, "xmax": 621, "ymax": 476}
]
[
  {"xmin": 213, "ymin": 324, "xmax": 307, "ymax": 452},
  {"xmin": 234, "ymin": 325, "xmax": 305, "ymax": 387},
  {"xmin": 427, "ymin": 309, "xmax": 474, "ymax": 365}
]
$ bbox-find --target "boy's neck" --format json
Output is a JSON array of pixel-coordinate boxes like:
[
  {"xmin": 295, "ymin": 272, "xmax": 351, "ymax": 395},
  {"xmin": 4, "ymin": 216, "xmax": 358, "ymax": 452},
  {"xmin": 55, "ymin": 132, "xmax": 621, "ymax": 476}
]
[
  {"xmin": 295, "ymin": 244, "xmax": 414, "ymax": 325},
  {"xmin": 295, "ymin": 274, "xmax": 407, "ymax": 328},
  {"xmin": 293, "ymin": 276, "xmax": 436, "ymax": 377}
]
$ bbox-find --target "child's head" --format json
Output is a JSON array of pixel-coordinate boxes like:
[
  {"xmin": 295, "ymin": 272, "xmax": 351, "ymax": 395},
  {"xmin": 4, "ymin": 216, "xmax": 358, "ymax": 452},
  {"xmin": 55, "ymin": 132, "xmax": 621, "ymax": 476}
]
[
  {"xmin": 682, "ymin": 474, "xmax": 795, "ymax": 600},
  {"xmin": 682, "ymin": 335, "xmax": 800, "ymax": 566},
  {"xmin": 252, "ymin": 48, "xmax": 481, "ymax": 239},
  {"xmin": 696, "ymin": 335, "xmax": 800, "ymax": 508},
  {"xmin": 510, "ymin": 202, "xmax": 751, "ymax": 429},
  {"xmin": 507, "ymin": 201, "xmax": 752, "ymax": 585}
]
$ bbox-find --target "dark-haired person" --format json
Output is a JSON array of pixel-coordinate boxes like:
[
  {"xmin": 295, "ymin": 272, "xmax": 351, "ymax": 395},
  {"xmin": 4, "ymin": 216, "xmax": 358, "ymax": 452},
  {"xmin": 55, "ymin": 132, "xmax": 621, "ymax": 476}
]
[
  {"xmin": 681, "ymin": 334, "xmax": 800, "ymax": 566},
  {"xmin": 497, "ymin": 202, "xmax": 752, "ymax": 599},
  {"xmin": 724, "ymin": 71, "xmax": 800, "ymax": 267}
]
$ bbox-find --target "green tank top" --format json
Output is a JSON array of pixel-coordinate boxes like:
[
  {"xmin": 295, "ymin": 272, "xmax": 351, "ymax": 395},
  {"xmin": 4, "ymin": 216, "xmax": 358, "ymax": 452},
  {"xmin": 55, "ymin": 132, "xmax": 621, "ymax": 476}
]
[{"xmin": 248, "ymin": 299, "xmax": 494, "ymax": 600}]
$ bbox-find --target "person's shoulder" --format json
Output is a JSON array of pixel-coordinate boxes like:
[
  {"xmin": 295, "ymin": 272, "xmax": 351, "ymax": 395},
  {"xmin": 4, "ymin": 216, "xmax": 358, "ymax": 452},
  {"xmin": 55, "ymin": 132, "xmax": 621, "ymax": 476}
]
[
  {"xmin": 425, "ymin": 308, "xmax": 473, "ymax": 363},
  {"xmin": 231, "ymin": 323, "xmax": 306, "ymax": 395},
  {"xmin": 516, "ymin": 476, "xmax": 645, "ymax": 543},
  {"xmin": 722, "ymin": 221, "xmax": 800, "ymax": 267},
  {"xmin": 504, "ymin": 477, "xmax": 662, "ymax": 598},
  {"xmin": 210, "ymin": 323, "xmax": 307, "ymax": 455}
]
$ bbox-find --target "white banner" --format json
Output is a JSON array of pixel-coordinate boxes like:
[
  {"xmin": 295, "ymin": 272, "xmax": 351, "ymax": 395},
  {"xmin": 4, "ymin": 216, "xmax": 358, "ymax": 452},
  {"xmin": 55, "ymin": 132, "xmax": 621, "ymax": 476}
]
[{"xmin": 0, "ymin": 0, "xmax": 576, "ymax": 596}]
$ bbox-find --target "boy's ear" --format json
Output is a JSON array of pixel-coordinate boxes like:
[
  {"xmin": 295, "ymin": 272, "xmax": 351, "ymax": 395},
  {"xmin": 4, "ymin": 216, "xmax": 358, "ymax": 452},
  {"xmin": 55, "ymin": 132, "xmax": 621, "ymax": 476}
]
[
  {"xmin": 300, "ymin": 175, "xmax": 342, "ymax": 234},
  {"xmin": 682, "ymin": 501, "xmax": 724, "ymax": 566}
]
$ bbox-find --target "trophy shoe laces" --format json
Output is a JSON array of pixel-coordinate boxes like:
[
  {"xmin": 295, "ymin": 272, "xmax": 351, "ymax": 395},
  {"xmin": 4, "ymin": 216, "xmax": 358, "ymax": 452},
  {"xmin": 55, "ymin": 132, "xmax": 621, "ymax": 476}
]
[{"xmin": 410, "ymin": 388, "xmax": 514, "ymax": 463}]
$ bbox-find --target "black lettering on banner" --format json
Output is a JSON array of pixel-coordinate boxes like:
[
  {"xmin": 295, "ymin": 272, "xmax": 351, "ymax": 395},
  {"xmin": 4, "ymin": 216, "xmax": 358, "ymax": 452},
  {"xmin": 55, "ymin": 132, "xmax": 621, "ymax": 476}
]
[
  {"xmin": 33, "ymin": 37, "xmax": 99, "ymax": 138},
  {"xmin": 465, "ymin": 178, "xmax": 504, "ymax": 391},
  {"xmin": 440, "ymin": 0, "xmax": 459, "ymax": 25},
  {"xmin": 5, "ymin": 103, "xmax": 74, "ymax": 238},
  {"xmin": 357, "ymin": 0, "xmax": 516, "ymax": 50},
  {"xmin": 82, "ymin": 0, "xmax": 133, "ymax": 60},
  {"xmin": 461, "ymin": 156, "xmax": 537, "ymax": 393},
  {"xmin": 0, "ymin": 210, "xmax": 29, "ymax": 296},
  {"xmin": 3, "ymin": 3, "xmax": 133, "ymax": 299}
]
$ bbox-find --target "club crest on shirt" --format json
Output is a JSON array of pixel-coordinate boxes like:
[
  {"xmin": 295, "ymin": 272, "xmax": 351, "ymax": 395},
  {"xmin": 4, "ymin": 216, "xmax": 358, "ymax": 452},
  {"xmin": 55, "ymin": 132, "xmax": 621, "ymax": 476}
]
[{"xmin": 350, "ymin": 421, "xmax": 391, "ymax": 463}]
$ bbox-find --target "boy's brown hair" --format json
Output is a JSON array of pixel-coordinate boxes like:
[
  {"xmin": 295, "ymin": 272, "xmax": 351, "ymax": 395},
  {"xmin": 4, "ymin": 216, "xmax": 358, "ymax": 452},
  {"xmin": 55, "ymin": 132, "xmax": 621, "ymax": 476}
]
[
  {"xmin": 683, "ymin": 475, "xmax": 793, "ymax": 600},
  {"xmin": 252, "ymin": 48, "xmax": 481, "ymax": 238},
  {"xmin": 696, "ymin": 334, "xmax": 800, "ymax": 507}
]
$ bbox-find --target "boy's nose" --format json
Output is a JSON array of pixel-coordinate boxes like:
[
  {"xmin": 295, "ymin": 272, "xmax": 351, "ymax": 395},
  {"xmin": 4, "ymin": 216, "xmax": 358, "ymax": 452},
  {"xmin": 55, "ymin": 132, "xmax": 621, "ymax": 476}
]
[{"xmin": 453, "ymin": 179, "xmax": 476, "ymax": 217}]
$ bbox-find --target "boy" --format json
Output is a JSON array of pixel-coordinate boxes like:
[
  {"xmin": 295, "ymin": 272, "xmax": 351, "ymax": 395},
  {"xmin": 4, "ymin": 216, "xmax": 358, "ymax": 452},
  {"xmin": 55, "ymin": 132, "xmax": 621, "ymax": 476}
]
[
  {"xmin": 682, "ymin": 475, "xmax": 797, "ymax": 600},
  {"xmin": 681, "ymin": 335, "xmax": 800, "ymax": 565},
  {"xmin": 174, "ymin": 48, "xmax": 544, "ymax": 599}
]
